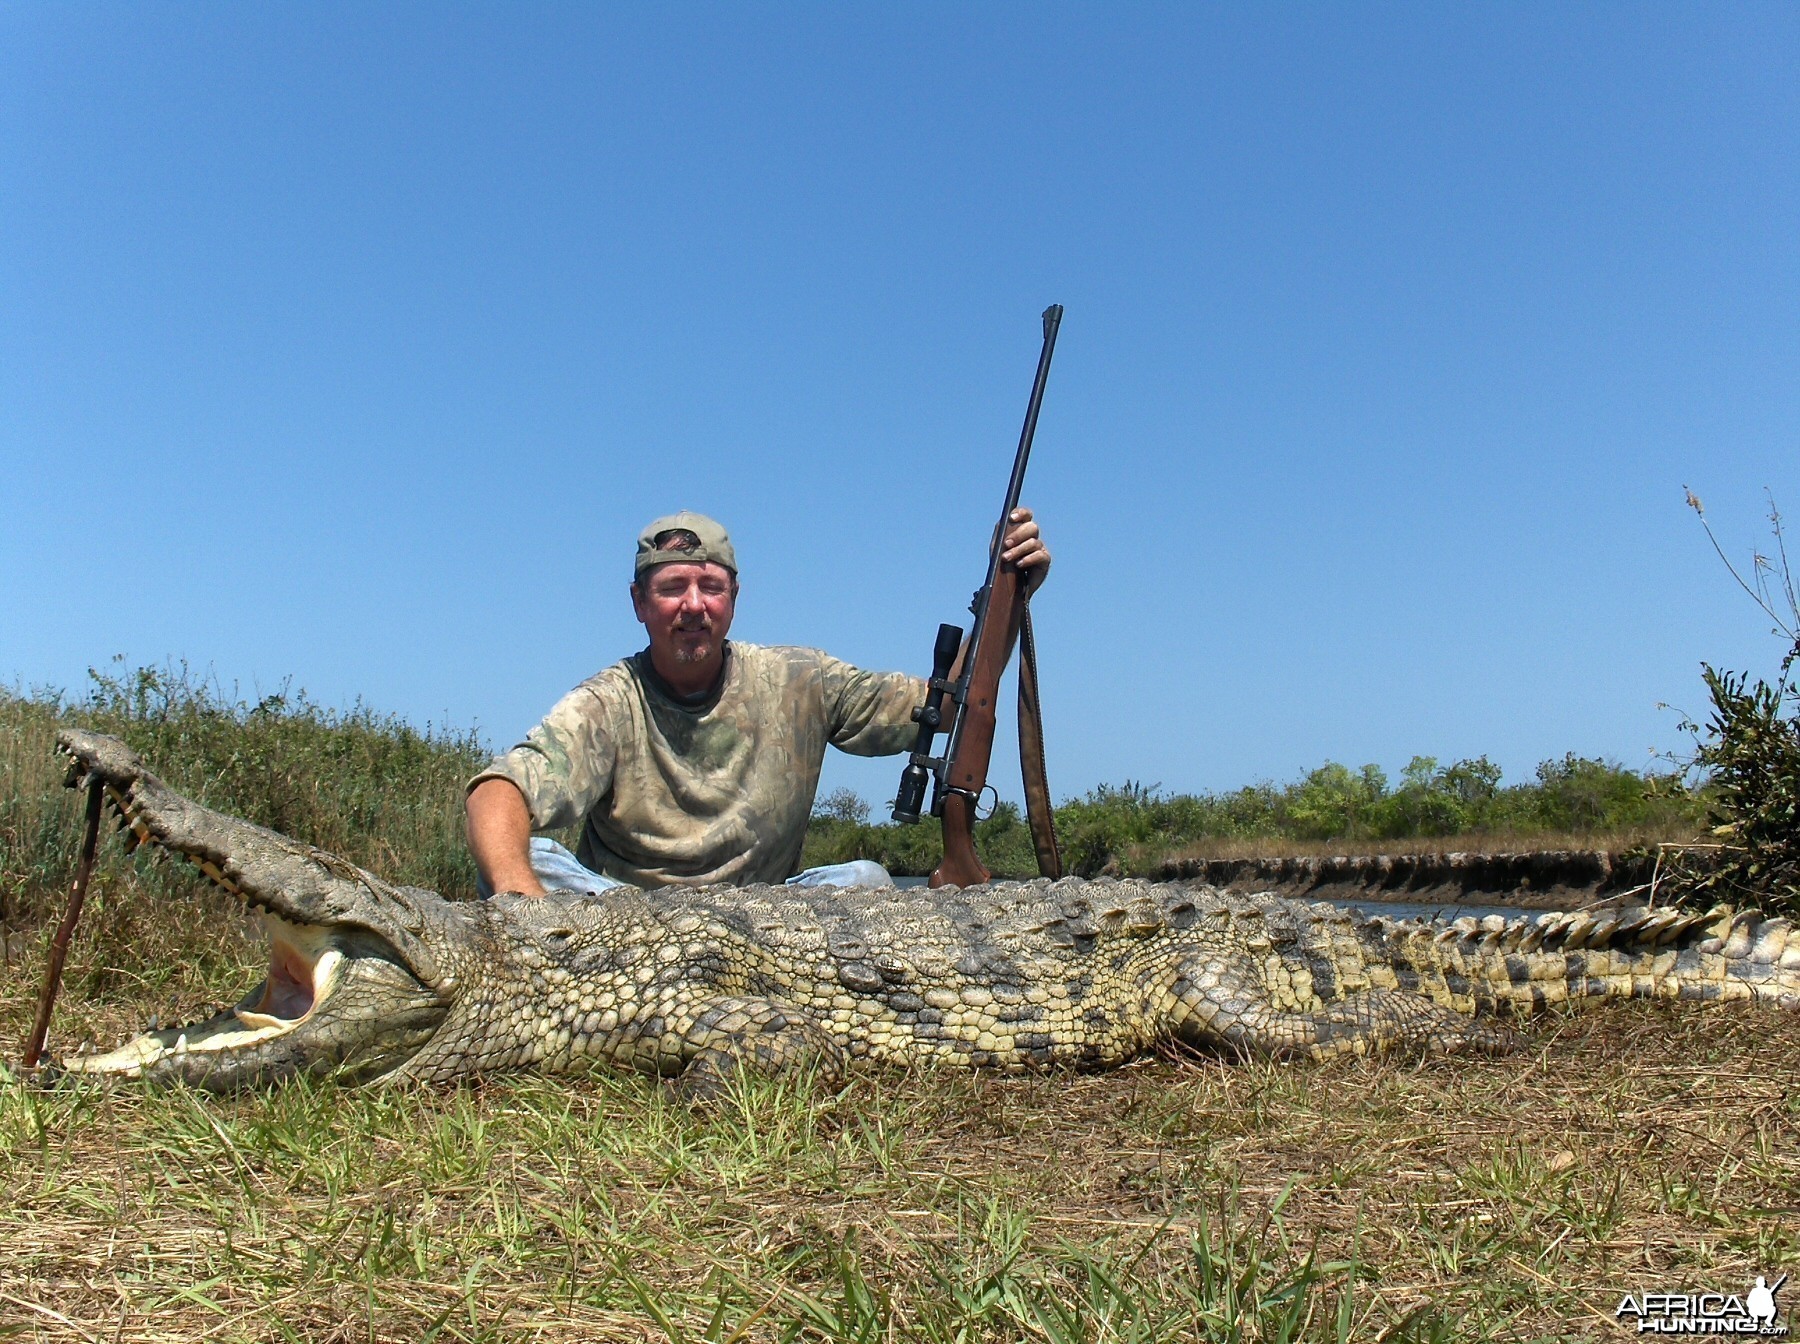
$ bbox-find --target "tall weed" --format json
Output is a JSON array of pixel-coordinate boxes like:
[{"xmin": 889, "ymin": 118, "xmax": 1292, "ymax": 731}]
[{"xmin": 0, "ymin": 661, "xmax": 486, "ymax": 939}]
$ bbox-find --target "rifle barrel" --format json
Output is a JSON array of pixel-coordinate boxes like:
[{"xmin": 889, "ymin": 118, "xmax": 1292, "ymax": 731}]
[
  {"xmin": 992, "ymin": 304, "xmax": 1063, "ymax": 587},
  {"xmin": 942, "ymin": 304, "xmax": 1063, "ymax": 781}
]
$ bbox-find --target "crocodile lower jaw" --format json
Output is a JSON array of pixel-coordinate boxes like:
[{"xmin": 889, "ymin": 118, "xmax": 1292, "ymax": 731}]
[{"xmin": 63, "ymin": 914, "xmax": 343, "ymax": 1077}]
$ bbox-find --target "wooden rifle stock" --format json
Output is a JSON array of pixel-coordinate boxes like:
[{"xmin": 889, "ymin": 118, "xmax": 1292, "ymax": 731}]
[{"xmin": 930, "ymin": 562, "xmax": 1026, "ymax": 888}]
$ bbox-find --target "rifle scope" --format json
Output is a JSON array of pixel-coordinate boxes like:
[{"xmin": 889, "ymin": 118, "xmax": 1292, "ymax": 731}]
[{"xmin": 891, "ymin": 621, "xmax": 964, "ymax": 823}]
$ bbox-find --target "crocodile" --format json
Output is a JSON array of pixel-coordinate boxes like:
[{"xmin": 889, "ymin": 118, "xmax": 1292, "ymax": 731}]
[{"xmin": 46, "ymin": 729, "xmax": 1800, "ymax": 1093}]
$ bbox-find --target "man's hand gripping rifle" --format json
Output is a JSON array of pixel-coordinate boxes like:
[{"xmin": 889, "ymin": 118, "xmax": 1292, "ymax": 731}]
[{"xmin": 892, "ymin": 304, "xmax": 1064, "ymax": 888}]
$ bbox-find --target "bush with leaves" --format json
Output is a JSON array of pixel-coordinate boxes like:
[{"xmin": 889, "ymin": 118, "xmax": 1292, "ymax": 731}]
[
  {"xmin": 1670, "ymin": 485, "xmax": 1800, "ymax": 913},
  {"xmin": 1675, "ymin": 490, "xmax": 1800, "ymax": 915},
  {"xmin": 1690, "ymin": 666, "xmax": 1800, "ymax": 906},
  {"xmin": 804, "ymin": 749, "xmax": 1702, "ymax": 880}
]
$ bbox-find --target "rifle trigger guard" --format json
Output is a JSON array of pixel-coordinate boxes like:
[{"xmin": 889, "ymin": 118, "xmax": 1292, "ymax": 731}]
[{"xmin": 973, "ymin": 784, "xmax": 999, "ymax": 822}]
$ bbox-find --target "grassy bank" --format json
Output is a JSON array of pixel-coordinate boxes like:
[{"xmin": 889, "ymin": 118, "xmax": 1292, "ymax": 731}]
[
  {"xmin": 2, "ymin": 666, "xmax": 1794, "ymax": 1341},
  {"xmin": 4, "ymin": 664, "xmax": 1707, "ymax": 898},
  {"xmin": 801, "ymin": 757, "xmax": 1706, "ymax": 879}
]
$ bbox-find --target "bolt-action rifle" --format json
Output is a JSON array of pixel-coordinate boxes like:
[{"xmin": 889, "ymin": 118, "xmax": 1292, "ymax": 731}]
[{"xmin": 892, "ymin": 305, "xmax": 1064, "ymax": 887}]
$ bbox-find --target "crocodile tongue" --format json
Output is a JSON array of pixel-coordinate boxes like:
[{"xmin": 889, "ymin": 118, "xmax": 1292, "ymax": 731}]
[{"xmin": 234, "ymin": 915, "xmax": 340, "ymax": 1028}]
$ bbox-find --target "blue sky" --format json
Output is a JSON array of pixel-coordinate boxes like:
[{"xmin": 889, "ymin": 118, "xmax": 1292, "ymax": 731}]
[{"xmin": 3, "ymin": 5, "xmax": 1795, "ymax": 812}]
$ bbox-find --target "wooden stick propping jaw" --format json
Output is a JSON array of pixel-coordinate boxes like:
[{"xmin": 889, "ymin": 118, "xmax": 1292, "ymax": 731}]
[{"xmin": 21, "ymin": 777, "xmax": 105, "ymax": 1073}]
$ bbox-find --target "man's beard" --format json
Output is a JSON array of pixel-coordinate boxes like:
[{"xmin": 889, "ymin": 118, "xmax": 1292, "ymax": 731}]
[{"xmin": 671, "ymin": 625, "xmax": 715, "ymax": 663}]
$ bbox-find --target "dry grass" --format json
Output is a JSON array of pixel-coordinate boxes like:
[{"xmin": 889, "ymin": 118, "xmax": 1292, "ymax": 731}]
[{"xmin": 3, "ymin": 900, "xmax": 1797, "ymax": 1343}]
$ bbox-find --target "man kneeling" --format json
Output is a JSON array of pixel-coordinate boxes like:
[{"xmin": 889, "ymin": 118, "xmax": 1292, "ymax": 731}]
[{"xmin": 465, "ymin": 509, "xmax": 1049, "ymax": 895}]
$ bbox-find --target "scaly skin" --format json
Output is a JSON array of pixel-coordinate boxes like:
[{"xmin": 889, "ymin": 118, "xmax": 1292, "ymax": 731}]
[{"xmin": 49, "ymin": 730, "xmax": 1800, "ymax": 1094}]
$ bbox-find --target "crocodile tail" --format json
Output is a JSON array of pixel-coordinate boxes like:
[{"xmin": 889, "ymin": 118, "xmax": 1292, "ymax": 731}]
[
  {"xmin": 1526, "ymin": 905, "xmax": 1800, "ymax": 1010},
  {"xmin": 1363, "ymin": 905, "xmax": 1800, "ymax": 1015},
  {"xmin": 1673, "ymin": 907, "xmax": 1800, "ymax": 1007}
]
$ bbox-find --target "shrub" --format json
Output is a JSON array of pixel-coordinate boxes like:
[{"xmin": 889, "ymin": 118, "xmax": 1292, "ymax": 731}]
[
  {"xmin": 800, "ymin": 750, "xmax": 1704, "ymax": 882},
  {"xmin": 1685, "ymin": 665, "xmax": 1800, "ymax": 911},
  {"xmin": 1284, "ymin": 762, "xmax": 1387, "ymax": 840},
  {"xmin": 1529, "ymin": 754, "xmax": 1665, "ymax": 832},
  {"xmin": 1673, "ymin": 490, "xmax": 1800, "ymax": 914}
]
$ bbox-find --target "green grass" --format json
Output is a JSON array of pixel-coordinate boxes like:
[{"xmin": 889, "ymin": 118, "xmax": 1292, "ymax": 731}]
[
  {"xmin": 1, "ymin": 663, "xmax": 486, "ymax": 932},
  {"xmin": 2, "ymin": 662, "xmax": 1707, "ymax": 893},
  {"xmin": 4, "ymin": 982, "xmax": 1796, "ymax": 1341}
]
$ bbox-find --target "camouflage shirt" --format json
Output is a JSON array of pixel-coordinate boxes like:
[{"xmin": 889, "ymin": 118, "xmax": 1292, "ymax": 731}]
[{"xmin": 469, "ymin": 642, "xmax": 924, "ymax": 888}]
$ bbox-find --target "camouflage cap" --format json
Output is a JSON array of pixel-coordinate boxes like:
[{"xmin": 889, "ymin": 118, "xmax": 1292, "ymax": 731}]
[{"xmin": 634, "ymin": 511, "xmax": 738, "ymax": 579}]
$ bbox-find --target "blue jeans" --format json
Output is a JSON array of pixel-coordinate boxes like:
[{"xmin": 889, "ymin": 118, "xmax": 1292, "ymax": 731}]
[{"xmin": 478, "ymin": 837, "xmax": 894, "ymax": 897}]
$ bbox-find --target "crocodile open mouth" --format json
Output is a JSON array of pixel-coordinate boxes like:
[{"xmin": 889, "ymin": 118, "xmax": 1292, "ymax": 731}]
[
  {"xmin": 51, "ymin": 741, "xmax": 447, "ymax": 1087},
  {"xmin": 63, "ymin": 913, "xmax": 343, "ymax": 1075}
]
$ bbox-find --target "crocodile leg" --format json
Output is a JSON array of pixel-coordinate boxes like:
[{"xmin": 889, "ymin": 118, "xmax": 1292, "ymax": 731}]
[
  {"xmin": 1270, "ymin": 988, "xmax": 1520, "ymax": 1059},
  {"xmin": 1153, "ymin": 956, "xmax": 1520, "ymax": 1060},
  {"xmin": 671, "ymin": 995, "xmax": 848, "ymax": 1098}
]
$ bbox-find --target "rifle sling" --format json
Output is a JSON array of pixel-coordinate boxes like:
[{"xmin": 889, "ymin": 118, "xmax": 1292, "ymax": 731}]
[{"xmin": 1016, "ymin": 601, "xmax": 1063, "ymax": 879}]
